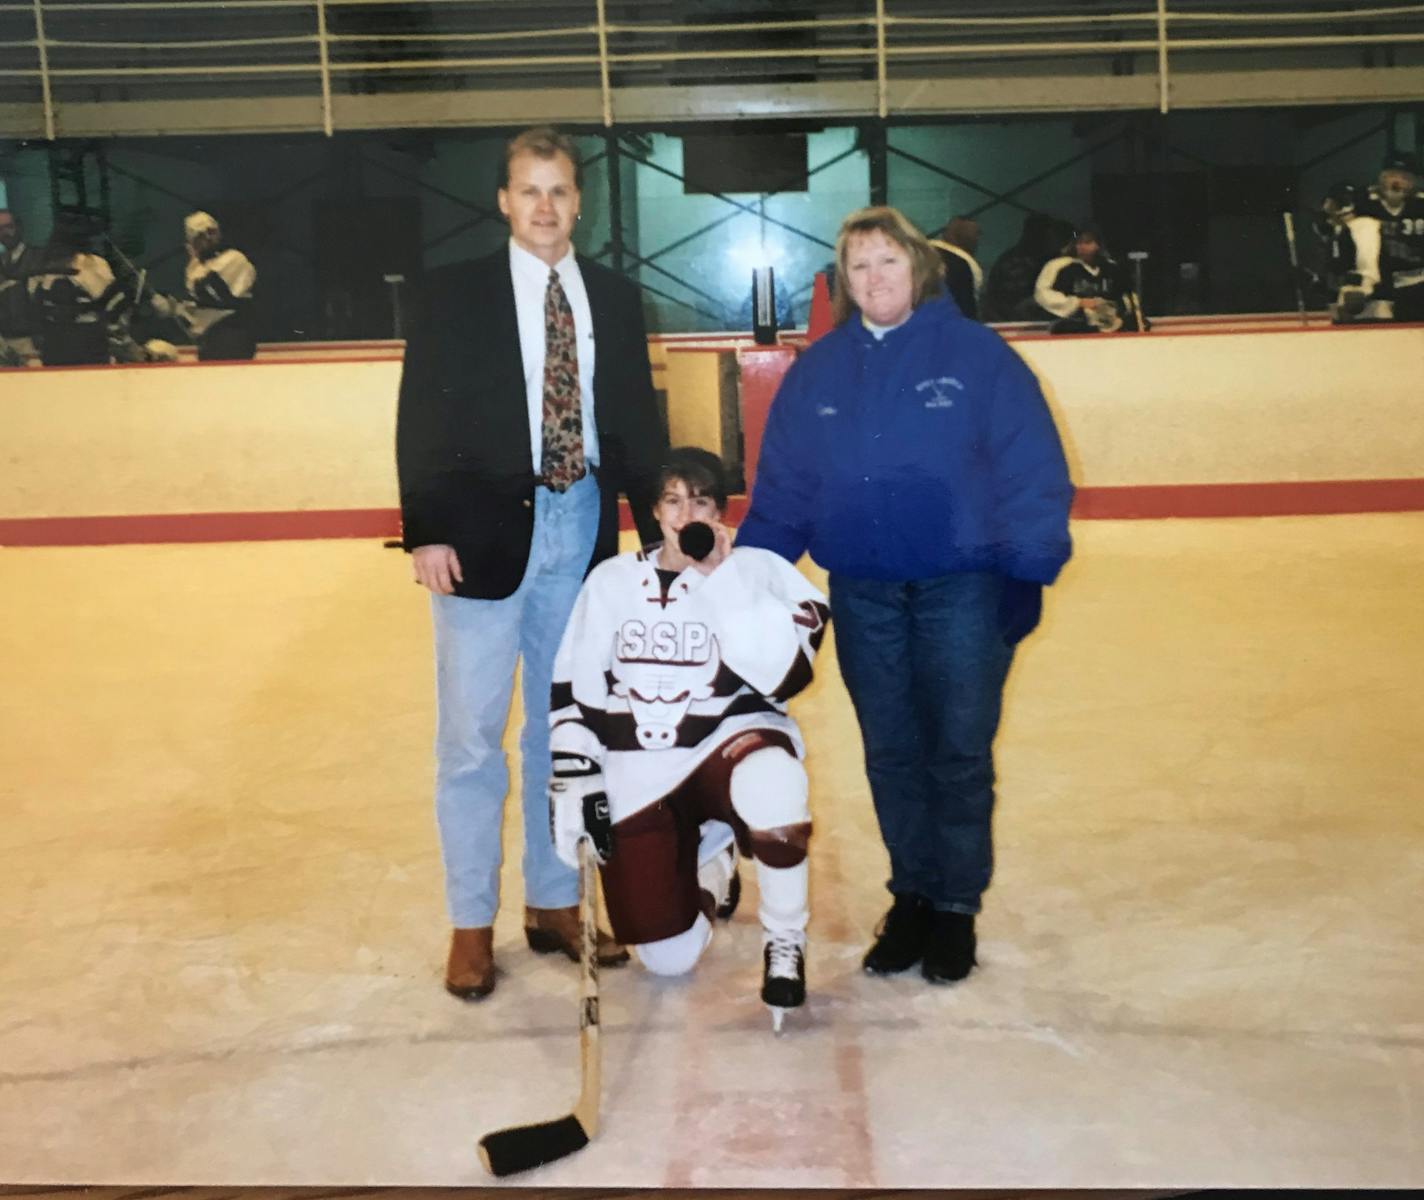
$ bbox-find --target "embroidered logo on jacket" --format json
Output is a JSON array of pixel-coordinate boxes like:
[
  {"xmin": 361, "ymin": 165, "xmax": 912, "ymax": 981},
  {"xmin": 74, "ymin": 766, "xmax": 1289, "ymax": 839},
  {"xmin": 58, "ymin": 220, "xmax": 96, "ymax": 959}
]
[{"xmin": 916, "ymin": 376, "xmax": 964, "ymax": 408}]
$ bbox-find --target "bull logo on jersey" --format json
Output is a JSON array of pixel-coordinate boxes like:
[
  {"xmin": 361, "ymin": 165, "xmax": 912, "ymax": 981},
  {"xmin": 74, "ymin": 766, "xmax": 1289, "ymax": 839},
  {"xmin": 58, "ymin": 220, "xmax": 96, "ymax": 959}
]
[{"xmin": 611, "ymin": 622, "xmax": 720, "ymax": 750}]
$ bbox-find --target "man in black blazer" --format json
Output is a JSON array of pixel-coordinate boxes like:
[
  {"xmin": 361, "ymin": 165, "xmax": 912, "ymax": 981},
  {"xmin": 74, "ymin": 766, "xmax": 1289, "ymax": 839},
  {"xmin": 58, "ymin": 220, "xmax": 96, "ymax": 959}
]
[{"xmin": 397, "ymin": 127, "xmax": 667, "ymax": 999}]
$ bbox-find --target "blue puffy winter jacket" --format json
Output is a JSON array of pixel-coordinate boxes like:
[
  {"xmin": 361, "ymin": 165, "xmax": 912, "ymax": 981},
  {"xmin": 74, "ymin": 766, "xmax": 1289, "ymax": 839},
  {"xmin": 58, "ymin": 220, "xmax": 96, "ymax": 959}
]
[{"xmin": 737, "ymin": 298, "xmax": 1074, "ymax": 585}]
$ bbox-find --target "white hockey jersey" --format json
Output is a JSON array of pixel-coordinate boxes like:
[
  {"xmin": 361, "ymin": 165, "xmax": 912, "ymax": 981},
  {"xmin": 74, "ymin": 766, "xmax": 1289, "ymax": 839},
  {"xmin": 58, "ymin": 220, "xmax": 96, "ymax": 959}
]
[
  {"xmin": 27, "ymin": 252, "xmax": 123, "ymax": 328},
  {"xmin": 185, "ymin": 247, "xmax": 256, "ymax": 335},
  {"xmin": 550, "ymin": 543, "xmax": 830, "ymax": 821},
  {"xmin": 1354, "ymin": 186, "xmax": 1424, "ymax": 295}
]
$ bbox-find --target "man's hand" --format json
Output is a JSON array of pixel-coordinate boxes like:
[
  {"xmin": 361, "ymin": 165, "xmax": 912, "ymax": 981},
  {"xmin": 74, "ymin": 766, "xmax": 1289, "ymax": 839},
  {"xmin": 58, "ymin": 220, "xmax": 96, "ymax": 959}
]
[
  {"xmin": 412, "ymin": 544, "xmax": 463, "ymax": 594},
  {"xmin": 549, "ymin": 752, "xmax": 612, "ymax": 870}
]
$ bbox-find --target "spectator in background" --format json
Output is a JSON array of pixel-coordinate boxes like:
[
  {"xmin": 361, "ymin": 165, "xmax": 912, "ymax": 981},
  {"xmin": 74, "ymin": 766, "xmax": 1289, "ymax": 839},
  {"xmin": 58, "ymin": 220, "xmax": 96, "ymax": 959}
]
[
  {"xmin": 982, "ymin": 213, "xmax": 1070, "ymax": 322},
  {"xmin": 172, "ymin": 211, "xmax": 258, "ymax": 360},
  {"xmin": 26, "ymin": 213, "xmax": 126, "ymax": 367},
  {"xmin": 0, "ymin": 209, "xmax": 42, "ymax": 366},
  {"xmin": 1351, "ymin": 153, "xmax": 1424, "ymax": 322},
  {"xmin": 1034, "ymin": 222, "xmax": 1132, "ymax": 334},
  {"xmin": 1313, "ymin": 183, "xmax": 1386, "ymax": 323},
  {"xmin": 929, "ymin": 215, "xmax": 983, "ymax": 320}
]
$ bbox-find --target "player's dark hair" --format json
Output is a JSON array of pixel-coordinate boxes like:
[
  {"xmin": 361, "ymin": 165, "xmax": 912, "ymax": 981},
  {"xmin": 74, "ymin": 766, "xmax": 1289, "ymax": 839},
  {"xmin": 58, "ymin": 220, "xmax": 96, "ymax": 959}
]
[
  {"xmin": 658, "ymin": 446, "xmax": 728, "ymax": 512},
  {"xmin": 939, "ymin": 215, "xmax": 979, "ymax": 252},
  {"xmin": 499, "ymin": 126, "xmax": 583, "ymax": 192}
]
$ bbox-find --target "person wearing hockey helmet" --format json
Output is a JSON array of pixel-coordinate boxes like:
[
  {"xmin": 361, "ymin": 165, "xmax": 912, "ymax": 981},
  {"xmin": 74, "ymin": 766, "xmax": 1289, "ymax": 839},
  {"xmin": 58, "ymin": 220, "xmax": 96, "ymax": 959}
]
[{"xmin": 182, "ymin": 211, "xmax": 258, "ymax": 360}]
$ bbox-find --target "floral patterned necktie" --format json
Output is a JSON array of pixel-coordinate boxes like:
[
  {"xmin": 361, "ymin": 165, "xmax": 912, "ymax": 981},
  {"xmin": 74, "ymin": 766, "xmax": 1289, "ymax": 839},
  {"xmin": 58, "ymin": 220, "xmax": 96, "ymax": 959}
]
[{"xmin": 540, "ymin": 267, "xmax": 584, "ymax": 491}]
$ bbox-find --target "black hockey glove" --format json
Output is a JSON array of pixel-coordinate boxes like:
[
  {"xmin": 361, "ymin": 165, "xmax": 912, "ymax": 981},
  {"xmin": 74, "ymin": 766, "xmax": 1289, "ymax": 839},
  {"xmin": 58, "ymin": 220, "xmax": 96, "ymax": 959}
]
[
  {"xmin": 998, "ymin": 576, "xmax": 1043, "ymax": 647},
  {"xmin": 549, "ymin": 751, "xmax": 613, "ymax": 868},
  {"xmin": 1334, "ymin": 273, "xmax": 1370, "ymax": 321}
]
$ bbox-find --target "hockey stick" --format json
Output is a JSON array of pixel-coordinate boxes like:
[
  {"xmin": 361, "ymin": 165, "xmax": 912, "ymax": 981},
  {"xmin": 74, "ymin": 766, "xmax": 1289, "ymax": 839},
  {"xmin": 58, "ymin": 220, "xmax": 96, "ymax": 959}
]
[
  {"xmin": 1126, "ymin": 250, "xmax": 1148, "ymax": 332},
  {"xmin": 1282, "ymin": 211, "xmax": 1308, "ymax": 326},
  {"xmin": 100, "ymin": 233, "xmax": 147, "ymax": 309},
  {"xmin": 477, "ymin": 835, "xmax": 601, "ymax": 1177}
]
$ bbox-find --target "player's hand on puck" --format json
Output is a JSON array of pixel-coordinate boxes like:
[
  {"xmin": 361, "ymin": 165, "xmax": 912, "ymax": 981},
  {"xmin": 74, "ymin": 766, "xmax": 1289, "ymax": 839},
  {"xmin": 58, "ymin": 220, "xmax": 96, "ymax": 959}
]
[{"xmin": 678, "ymin": 520, "xmax": 732, "ymax": 575}]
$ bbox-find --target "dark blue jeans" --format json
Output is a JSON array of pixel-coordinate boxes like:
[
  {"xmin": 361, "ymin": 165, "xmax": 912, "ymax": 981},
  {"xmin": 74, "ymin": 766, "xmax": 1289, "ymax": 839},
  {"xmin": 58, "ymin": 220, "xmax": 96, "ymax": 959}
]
[{"xmin": 830, "ymin": 571, "xmax": 1015, "ymax": 915}]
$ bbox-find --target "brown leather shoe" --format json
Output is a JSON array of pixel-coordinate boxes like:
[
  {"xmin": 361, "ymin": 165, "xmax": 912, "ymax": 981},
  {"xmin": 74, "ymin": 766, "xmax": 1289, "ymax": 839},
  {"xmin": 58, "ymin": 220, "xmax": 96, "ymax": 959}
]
[
  {"xmin": 524, "ymin": 905, "xmax": 630, "ymax": 967},
  {"xmin": 445, "ymin": 927, "xmax": 496, "ymax": 999}
]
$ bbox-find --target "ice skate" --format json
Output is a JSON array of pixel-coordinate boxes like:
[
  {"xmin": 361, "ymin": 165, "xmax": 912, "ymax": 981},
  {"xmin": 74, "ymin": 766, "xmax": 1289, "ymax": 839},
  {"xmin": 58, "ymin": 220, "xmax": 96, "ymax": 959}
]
[{"xmin": 760, "ymin": 929, "xmax": 806, "ymax": 1033}]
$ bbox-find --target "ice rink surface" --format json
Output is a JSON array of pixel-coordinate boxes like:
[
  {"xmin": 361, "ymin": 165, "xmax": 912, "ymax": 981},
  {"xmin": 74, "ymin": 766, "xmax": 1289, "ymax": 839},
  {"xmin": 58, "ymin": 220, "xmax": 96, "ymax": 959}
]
[{"xmin": 2, "ymin": 514, "xmax": 1422, "ymax": 1188}]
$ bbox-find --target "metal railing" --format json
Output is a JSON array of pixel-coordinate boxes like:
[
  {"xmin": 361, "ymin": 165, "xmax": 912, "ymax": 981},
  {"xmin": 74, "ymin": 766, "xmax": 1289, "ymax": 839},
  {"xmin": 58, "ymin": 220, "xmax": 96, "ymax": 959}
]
[{"xmin": 1, "ymin": 1, "xmax": 1422, "ymax": 138}]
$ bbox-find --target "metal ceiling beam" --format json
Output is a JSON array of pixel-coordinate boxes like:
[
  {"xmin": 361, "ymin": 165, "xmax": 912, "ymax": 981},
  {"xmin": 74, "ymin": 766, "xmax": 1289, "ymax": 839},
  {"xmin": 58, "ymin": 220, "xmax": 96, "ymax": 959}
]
[{"xmin": 4, "ymin": 63, "xmax": 1420, "ymax": 140}]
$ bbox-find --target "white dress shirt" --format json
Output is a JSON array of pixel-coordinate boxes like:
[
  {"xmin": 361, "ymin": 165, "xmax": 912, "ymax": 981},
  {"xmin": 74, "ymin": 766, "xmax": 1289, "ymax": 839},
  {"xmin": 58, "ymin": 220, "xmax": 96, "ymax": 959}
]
[{"xmin": 508, "ymin": 239, "xmax": 599, "ymax": 473}]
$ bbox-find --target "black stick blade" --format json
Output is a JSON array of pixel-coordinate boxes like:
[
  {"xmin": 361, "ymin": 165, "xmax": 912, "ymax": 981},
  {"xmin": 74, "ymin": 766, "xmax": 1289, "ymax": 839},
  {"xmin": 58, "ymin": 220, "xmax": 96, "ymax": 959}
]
[{"xmin": 478, "ymin": 1113, "xmax": 590, "ymax": 1177}]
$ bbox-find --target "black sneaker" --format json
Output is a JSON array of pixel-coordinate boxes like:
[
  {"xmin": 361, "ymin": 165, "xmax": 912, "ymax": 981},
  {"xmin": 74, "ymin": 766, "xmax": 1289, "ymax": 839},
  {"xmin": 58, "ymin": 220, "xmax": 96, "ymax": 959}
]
[
  {"xmin": 921, "ymin": 910, "xmax": 976, "ymax": 984},
  {"xmin": 861, "ymin": 893, "xmax": 933, "ymax": 975}
]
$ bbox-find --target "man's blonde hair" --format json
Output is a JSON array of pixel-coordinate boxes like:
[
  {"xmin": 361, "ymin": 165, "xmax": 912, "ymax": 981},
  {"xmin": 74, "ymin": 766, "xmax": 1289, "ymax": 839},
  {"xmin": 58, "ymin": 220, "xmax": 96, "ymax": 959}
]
[
  {"xmin": 500, "ymin": 126, "xmax": 583, "ymax": 191},
  {"xmin": 832, "ymin": 205, "xmax": 943, "ymax": 325}
]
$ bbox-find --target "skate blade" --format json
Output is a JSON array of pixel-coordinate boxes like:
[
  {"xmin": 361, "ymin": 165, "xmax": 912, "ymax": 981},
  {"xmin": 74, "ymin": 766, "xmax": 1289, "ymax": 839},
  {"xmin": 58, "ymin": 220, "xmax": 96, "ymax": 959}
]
[{"xmin": 767, "ymin": 1004, "xmax": 790, "ymax": 1034}]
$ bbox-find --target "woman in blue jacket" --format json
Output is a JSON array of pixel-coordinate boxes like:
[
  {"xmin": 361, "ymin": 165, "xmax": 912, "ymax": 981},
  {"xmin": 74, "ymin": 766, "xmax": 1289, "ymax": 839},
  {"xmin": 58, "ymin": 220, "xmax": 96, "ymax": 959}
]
[{"xmin": 737, "ymin": 206, "xmax": 1074, "ymax": 985}]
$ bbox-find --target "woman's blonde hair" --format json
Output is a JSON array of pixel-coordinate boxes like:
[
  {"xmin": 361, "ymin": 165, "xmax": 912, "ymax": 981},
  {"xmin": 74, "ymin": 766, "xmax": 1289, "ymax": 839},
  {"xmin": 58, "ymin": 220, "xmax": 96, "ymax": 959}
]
[{"xmin": 831, "ymin": 205, "xmax": 944, "ymax": 325}]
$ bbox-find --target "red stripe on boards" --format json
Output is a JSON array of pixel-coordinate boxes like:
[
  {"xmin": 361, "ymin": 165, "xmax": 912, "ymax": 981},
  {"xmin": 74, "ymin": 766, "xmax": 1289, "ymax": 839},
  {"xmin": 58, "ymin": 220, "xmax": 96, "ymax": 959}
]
[
  {"xmin": 1072, "ymin": 478, "xmax": 1424, "ymax": 519},
  {"xmin": 0, "ymin": 509, "xmax": 401, "ymax": 547},
  {"xmin": 3, "ymin": 480, "xmax": 1423, "ymax": 547}
]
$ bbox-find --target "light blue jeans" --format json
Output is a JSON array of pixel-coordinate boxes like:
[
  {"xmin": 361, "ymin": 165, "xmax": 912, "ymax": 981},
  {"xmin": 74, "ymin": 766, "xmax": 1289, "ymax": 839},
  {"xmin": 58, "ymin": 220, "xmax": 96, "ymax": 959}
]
[{"xmin": 430, "ymin": 472, "xmax": 601, "ymax": 927}]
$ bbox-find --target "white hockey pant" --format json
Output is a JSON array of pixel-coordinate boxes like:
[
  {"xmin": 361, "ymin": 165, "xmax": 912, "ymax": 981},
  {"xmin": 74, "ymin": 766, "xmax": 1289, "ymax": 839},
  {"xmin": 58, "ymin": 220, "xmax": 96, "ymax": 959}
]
[{"xmin": 636, "ymin": 912, "xmax": 713, "ymax": 976}]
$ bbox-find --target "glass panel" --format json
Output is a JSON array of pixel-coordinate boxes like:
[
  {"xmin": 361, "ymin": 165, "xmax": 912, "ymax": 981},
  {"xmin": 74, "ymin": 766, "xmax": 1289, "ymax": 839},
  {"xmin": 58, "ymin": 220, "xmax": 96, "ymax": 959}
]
[{"xmin": 622, "ymin": 128, "xmax": 868, "ymax": 333}]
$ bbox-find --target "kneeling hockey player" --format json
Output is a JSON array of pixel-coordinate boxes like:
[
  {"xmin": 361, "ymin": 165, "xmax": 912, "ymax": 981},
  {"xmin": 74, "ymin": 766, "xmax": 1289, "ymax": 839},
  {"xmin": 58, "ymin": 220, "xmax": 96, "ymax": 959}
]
[{"xmin": 547, "ymin": 447, "xmax": 829, "ymax": 1029}]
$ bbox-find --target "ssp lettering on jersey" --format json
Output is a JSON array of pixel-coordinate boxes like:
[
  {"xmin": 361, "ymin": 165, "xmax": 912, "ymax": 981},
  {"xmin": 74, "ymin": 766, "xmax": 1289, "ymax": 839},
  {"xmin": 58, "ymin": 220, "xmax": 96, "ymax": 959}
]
[{"xmin": 611, "ymin": 619, "xmax": 719, "ymax": 750}]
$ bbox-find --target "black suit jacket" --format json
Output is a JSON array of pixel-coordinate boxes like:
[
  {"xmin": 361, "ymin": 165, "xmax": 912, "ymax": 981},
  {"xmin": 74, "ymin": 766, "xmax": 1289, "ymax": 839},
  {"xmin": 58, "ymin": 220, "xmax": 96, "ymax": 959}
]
[{"xmin": 396, "ymin": 247, "xmax": 667, "ymax": 600}]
